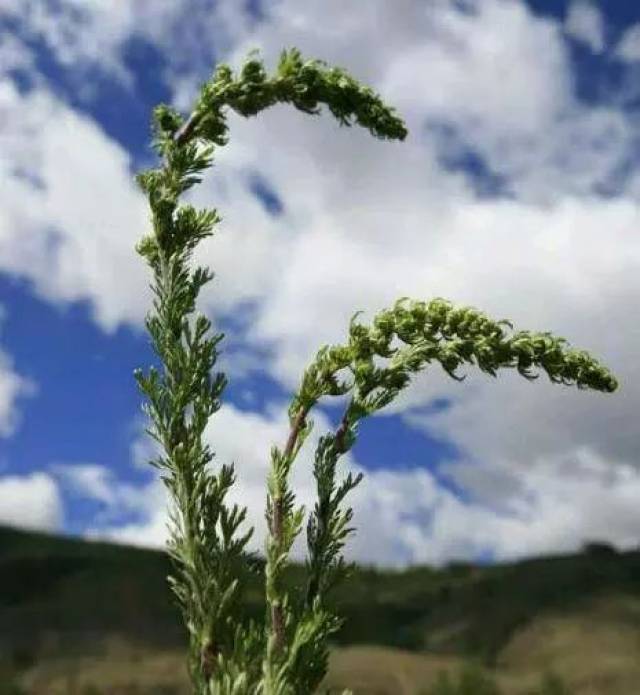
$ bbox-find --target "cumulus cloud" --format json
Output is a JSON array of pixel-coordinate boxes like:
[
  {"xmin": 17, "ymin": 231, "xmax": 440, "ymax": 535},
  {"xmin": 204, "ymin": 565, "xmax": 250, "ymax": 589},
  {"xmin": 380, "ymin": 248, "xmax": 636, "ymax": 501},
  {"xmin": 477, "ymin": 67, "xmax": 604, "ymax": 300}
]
[
  {"xmin": 0, "ymin": 79, "xmax": 153, "ymax": 333},
  {"xmin": 615, "ymin": 23, "xmax": 640, "ymax": 63},
  {"xmin": 3, "ymin": 0, "xmax": 640, "ymax": 566},
  {"xmin": 60, "ymin": 403, "xmax": 497, "ymax": 567},
  {"xmin": 0, "ymin": 0, "xmax": 261, "ymax": 97},
  {"xmin": 0, "ymin": 349, "xmax": 37, "ymax": 438},
  {"xmin": 380, "ymin": 2, "xmax": 630, "ymax": 203},
  {"xmin": 51, "ymin": 461, "xmax": 165, "ymax": 533},
  {"xmin": 0, "ymin": 30, "xmax": 36, "ymax": 75},
  {"xmin": 0, "ymin": 472, "xmax": 63, "ymax": 531},
  {"xmin": 0, "ymin": 305, "xmax": 37, "ymax": 438},
  {"xmin": 51, "ymin": 463, "xmax": 120, "ymax": 505},
  {"xmin": 75, "ymin": 397, "xmax": 640, "ymax": 569},
  {"xmin": 564, "ymin": 0, "xmax": 605, "ymax": 53}
]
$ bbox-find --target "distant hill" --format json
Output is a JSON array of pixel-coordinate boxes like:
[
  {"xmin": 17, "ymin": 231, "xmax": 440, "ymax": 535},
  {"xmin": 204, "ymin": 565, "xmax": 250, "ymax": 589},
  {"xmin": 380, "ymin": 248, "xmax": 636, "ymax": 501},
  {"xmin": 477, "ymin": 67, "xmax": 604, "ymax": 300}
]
[{"xmin": 2, "ymin": 524, "xmax": 640, "ymax": 694}]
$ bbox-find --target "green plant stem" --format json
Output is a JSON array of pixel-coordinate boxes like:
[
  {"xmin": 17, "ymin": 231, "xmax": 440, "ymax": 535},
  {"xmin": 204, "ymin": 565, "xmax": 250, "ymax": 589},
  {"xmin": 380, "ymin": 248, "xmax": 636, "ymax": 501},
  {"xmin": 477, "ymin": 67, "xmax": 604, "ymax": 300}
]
[
  {"xmin": 174, "ymin": 112, "xmax": 201, "ymax": 147},
  {"xmin": 271, "ymin": 406, "xmax": 310, "ymax": 652}
]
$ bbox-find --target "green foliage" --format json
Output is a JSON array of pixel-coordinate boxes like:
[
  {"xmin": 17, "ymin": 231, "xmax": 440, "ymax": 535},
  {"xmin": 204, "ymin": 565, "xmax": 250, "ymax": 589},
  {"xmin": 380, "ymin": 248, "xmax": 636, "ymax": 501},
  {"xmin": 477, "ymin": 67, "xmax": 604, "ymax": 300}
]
[
  {"xmin": 81, "ymin": 686, "xmax": 103, "ymax": 695},
  {"xmin": 0, "ymin": 658, "xmax": 27, "ymax": 695},
  {"xmin": 133, "ymin": 45, "xmax": 619, "ymax": 694},
  {"xmin": 423, "ymin": 661, "xmax": 502, "ymax": 695},
  {"xmin": 0, "ymin": 684, "xmax": 27, "ymax": 695},
  {"xmin": 427, "ymin": 671, "xmax": 457, "ymax": 695},
  {"xmin": 6, "ymin": 523, "xmax": 640, "ymax": 675},
  {"xmin": 4, "ymin": 528, "xmax": 640, "ymax": 694},
  {"xmin": 535, "ymin": 670, "xmax": 572, "ymax": 695}
]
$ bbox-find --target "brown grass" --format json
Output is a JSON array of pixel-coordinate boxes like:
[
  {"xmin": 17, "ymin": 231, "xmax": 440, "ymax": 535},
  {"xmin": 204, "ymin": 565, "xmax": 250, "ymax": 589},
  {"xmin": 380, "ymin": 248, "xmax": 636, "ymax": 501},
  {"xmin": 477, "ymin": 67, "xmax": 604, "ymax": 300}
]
[
  {"xmin": 319, "ymin": 645, "xmax": 464, "ymax": 694},
  {"xmin": 18, "ymin": 634, "xmax": 191, "ymax": 694},
  {"xmin": 495, "ymin": 592, "xmax": 640, "ymax": 695},
  {"xmin": 13, "ymin": 592, "xmax": 640, "ymax": 695}
]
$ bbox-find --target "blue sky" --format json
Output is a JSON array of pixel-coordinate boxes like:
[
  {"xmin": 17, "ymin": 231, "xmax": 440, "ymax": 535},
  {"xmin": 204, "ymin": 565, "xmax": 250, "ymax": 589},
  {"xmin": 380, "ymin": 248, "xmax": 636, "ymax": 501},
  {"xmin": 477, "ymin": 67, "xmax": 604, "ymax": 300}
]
[{"xmin": 1, "ymin": 0, "xmax": 639, "ymax": 569}]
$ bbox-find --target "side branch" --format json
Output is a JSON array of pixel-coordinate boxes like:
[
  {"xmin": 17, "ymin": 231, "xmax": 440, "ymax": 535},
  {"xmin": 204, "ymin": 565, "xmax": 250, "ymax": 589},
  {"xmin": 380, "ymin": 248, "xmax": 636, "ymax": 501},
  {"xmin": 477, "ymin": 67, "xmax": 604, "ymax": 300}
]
[
  {"xmin": 262, "ymin": 294, "xmax": 618, "ymax": 691},
  {"xmin": 269, "ymin": 404, "xmax": 312, "ymax": 656},
  {"xmin": 304, "ymin": 401, "xmax": 358, "ymax": 614}
]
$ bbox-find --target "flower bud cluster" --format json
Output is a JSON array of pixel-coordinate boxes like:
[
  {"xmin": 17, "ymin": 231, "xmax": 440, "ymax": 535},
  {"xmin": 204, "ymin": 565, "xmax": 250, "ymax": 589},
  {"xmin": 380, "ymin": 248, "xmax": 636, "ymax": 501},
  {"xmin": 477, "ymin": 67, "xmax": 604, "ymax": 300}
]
[{"xmin": 292, "ymin": 296, "xmax": 617, "ymax": 429}]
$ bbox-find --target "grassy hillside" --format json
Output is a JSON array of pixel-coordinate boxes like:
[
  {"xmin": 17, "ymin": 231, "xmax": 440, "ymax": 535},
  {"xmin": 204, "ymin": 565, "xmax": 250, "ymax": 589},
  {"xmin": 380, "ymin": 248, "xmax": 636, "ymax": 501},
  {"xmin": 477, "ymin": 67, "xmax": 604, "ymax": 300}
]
[{"xmin": 2, "ymin": 525, "xmax": 640, "ymax": 693}]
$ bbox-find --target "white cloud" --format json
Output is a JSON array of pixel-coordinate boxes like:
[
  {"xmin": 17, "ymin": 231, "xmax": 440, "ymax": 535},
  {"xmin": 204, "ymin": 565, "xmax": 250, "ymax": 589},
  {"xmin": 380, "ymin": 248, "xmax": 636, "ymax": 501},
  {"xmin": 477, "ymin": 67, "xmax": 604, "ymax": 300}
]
[
  {"xmin": 2, "ymin": 0, "xmax": 133, "ymax": 88},
  {"xmin": 51, "ymin": 463, "xmax": 118, "ymax": 505},
  {"xmin": 65, "ymin": 403, "xmax": 459, "ymax": 567},
  {"xmin": 615, "ymin": 23, "xmax": 640, "ymax": 63},
  {"xmin": 3, "ymin": 0, "xmax": 640, "ymax": 566},
  {"xmin": 75, "ymin": 397, "xmax": 640, "ymax": 569},
  {"xmin": 0, "ymin": 306, "xmax": 37, "ymax": 438},
  {"xmin": 1, "ymin": 0, "xmax": 261, "ymax": 98},
  {"xmin": 51, "ymin": 461, "xmax": 166, "ymax": 534},
  {"xmin": 0, "ymin": 472, "xmax": 63, "ymax": 531},
  {"xmin": 0, "ymin": 79, "xmax": 153, "ymax": 334},
  {"xmin": 564, "ymin": 0, "xmax": 605, "ymax": 53},
  {"xmin": 380, "ymin": 3, "xmax": 630, "ymax": 203},
  {"xmin": 0, "ymin": 348, "xmax": 37, "ymax": 438},
  {"xmin": 0, "ymin": 30, "xmax": 36, "ymax": 75},
  {"xmin": 435, "ymin": 449, "xmax": 640, "ymax": 561}
]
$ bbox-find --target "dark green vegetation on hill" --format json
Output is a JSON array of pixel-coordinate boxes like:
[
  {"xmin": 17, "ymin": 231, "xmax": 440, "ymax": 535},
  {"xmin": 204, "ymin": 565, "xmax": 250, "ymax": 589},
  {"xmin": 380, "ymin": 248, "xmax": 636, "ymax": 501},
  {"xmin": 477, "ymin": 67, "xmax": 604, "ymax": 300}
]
[{"xmin": 1, "ymin": 525, "xmax": 638, "ymax": 680}]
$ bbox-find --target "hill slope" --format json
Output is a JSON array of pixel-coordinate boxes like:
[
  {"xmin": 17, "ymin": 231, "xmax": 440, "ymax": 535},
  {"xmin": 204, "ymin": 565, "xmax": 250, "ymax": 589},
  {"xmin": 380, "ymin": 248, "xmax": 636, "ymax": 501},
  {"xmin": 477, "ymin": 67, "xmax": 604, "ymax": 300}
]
[{"xmin": 2, "ymin": 525, "xmax": 640, "ymax": 693}]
